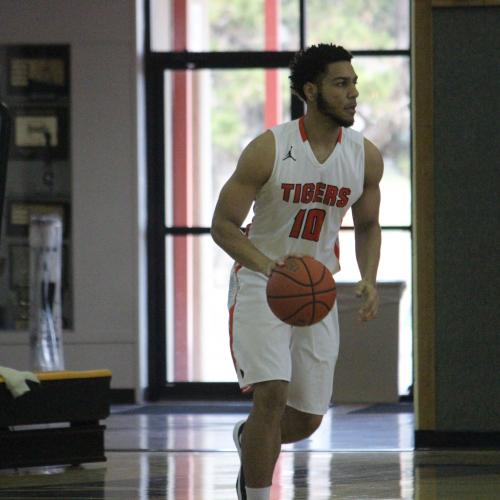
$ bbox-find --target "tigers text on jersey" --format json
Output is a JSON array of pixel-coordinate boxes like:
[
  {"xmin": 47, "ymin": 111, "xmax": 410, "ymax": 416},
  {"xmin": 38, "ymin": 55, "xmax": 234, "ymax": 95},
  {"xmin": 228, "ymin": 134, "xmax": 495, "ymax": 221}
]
[{"xmin": 248, "ymin": 116, "xmax": 365, "ymax": 274}]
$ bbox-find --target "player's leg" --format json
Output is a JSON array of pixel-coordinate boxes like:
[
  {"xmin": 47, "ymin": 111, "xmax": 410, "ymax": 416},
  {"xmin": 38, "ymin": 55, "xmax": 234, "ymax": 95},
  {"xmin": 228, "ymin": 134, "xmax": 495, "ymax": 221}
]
[
  {"xmin": 285, "ymin": 303, "xmax": 340, "ymax": 437},
  {"xmin": 229, "ymin": 267, "xmax": 293, "ymax": 499},
  {"xmin": 241, "ymin": 380, "xmax": 288, "ymax": 487},
  {"xmin": 280, "ymin": 404, "xmax": 323, "ymax": 443}
]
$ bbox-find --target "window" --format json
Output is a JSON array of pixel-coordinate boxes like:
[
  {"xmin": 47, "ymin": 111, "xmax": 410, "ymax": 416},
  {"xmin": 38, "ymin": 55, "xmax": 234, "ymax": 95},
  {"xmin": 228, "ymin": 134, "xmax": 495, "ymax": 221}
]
[{"xmin": 146, "ymin": 0, "xmax": 412, "ymax": 396}]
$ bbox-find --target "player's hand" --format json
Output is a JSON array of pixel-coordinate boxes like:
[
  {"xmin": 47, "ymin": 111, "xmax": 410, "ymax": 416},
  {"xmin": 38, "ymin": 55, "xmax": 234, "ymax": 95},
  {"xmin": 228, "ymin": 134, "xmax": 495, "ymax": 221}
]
[
  {"xmin": 264, "ymin": 253, "xmax": 305, "ymax": 276},
  {"xmin": 356, "ymin": 280, "xmax": 379, "ymax": 321},
  {"xmin": 262, "ymin": 257, "xmax": 285, "ymax": 276}
]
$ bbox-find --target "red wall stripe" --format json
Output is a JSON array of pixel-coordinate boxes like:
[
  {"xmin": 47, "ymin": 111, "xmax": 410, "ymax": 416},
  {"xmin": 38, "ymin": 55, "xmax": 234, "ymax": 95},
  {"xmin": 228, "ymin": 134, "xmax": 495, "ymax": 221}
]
[
  {"xmin": 172, "ymin": 0, "xmax": 191, "ymax": 381},
  {"xmin": 265, "ymin": 0, "xmax": 280, "ymax": 129}
]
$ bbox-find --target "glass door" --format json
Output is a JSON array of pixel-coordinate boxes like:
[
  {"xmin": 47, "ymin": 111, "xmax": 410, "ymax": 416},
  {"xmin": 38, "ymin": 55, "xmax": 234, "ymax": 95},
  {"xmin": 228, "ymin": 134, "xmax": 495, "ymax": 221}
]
[
  {"xmin": 145, "ymin": 0, "xmax": 412, "ymax": 398},
  {"xmin": 163, "ymin": 68, "xmax": 292, "ymax": 383}
]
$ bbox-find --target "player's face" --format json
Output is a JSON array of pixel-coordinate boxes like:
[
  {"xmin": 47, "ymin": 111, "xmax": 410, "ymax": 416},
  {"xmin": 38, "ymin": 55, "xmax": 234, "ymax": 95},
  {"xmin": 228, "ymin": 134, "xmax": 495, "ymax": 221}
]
[{"xmin": 315, "ymin": 61, "xmax": 359, "ymax": 127}]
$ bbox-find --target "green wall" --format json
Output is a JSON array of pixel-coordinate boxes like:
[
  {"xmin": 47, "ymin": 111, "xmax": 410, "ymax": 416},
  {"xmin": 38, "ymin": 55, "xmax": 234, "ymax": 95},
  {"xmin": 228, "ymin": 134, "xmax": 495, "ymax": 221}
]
[{"xmin": 433, "ymin": 7, "xmax": 500, "ymax": 431}]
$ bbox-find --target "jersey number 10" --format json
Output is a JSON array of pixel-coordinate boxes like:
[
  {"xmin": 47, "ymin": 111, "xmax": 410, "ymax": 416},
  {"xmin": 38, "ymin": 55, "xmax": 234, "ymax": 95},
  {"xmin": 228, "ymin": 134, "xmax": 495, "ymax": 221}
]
[{"xmin": 289, "ymin": 208, "xmax": 326, "ymax": 242}]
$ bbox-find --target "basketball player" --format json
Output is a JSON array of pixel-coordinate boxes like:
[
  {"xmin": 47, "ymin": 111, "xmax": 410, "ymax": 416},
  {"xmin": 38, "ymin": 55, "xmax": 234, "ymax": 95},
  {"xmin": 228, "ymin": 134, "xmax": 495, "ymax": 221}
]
[{"xmin": 211, "ymin": 44, "xmax": 383, "ymax": 500}]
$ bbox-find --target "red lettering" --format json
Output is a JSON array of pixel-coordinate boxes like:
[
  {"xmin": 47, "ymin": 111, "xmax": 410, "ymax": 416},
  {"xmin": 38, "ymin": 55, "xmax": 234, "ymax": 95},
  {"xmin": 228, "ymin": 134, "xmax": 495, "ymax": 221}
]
[
  {"xmin": 293, "ymin": 184, "xmax": 301, "ymax": 203},
  {"xmin": 289, "ymin": 208, "xmax": 326, "ymax": 242},
  {"xmin": 313, "ymin": 182, "xmax": 326, "ymax": 203},
  {"xmin": 323, "ymin": 185, "xmax": 339, "ymax": 206},
  {"xmin": 282, "ymin": 182, "xmax": 351, "ymax": 208},
  {"xmin": 302, "ymin": 209, "xmax": 326, "ymax": 241},
  {"xmin": 336, "ymin": 187, "xmax": 351, "ymax": 208},
  {"xmin": 289, "ymin": 209, "xmax": 306, "ymax": 238},
  {"xmin": 281, "ymin": 183, "xmax": 294, "ymax": 202},
  {"xmin": 301, "ymin": 183, "xmax": 315, "ymax": 203}
]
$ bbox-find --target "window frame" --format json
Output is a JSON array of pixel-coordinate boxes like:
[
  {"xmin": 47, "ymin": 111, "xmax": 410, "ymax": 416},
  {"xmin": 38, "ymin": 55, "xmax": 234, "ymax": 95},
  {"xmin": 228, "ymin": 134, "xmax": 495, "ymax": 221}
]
[{"xmin": 144, "ymin": 0, "xmax": 412, "ymax": 399}]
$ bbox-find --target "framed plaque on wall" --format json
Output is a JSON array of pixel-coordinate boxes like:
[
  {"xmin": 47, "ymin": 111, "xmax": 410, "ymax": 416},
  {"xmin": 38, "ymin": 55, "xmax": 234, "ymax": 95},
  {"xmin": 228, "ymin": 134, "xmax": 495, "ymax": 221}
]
[
  {"xmin": 9, "ymin": 106, "xmax": 69, "ymax": 160},
  {"xmin": 6, "ymin": 45, "xmax": 69, "ymax": 98},
  {"xmin": 0, "ymin": 44, "xmax": 72, "ymax": 331}
]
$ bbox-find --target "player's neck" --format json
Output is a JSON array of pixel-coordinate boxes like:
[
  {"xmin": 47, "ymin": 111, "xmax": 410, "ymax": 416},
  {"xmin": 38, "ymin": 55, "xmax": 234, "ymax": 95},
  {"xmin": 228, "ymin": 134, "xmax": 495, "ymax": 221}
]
[{"xmin": 302, "ymin": 111, "xmax": 341, "ymax": 147}]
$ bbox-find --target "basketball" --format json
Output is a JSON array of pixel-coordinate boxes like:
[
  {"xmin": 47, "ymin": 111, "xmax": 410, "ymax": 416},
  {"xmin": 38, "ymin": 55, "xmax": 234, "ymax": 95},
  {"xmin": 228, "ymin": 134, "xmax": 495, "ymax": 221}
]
[{"xmin": 266, "ymin": 256, "xmax": 336, "ymax": 326}]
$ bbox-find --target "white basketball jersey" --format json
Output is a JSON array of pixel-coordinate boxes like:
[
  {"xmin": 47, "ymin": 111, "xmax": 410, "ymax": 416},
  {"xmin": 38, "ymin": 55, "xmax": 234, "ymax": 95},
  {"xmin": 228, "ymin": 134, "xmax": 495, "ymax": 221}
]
[{"xmin": 248, "ymin": 117, "xmax": 365, "ymax": 274}]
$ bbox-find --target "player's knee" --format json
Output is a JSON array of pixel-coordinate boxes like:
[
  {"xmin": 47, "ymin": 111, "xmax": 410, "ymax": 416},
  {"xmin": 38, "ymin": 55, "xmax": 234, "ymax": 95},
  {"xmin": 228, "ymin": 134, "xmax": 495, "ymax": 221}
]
[{"xmin": 252, "ymin": 380, "xmax": 288, "ymax": 418}]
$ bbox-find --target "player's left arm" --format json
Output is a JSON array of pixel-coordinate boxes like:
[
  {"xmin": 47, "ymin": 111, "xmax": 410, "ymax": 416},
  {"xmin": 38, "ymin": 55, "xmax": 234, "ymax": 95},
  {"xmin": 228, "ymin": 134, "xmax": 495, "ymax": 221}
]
[{"xmin": 351, "ymin": 138, "xmax": 384, "ymax": 321}]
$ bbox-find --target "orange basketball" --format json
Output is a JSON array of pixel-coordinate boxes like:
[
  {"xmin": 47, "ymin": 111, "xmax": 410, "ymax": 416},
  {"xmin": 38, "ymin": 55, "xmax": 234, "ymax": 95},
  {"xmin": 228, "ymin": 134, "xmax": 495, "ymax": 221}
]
[{"xmin": 266, "ymin": 256, "xmax": 336, "ymax": 326}]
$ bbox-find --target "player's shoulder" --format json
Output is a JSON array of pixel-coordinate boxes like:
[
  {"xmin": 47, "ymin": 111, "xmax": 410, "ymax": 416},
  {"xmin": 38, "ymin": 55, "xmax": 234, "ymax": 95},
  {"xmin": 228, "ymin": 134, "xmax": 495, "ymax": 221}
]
[
  {"xmin": 240, "ymin": 129, "xmax": 275, "ymax": 163},
  {"xmin": 239, "ymin": 119, "xmax": 299, "ymax": 168},
  {"xmin": 363, "ymin": 137, "xmax": 383, "ymax": 166},
  {"xmin": 236, "ymin": 129, "xmax": 276, "ymax": 184},
  {"xmin": 343, "ymin": 126, "xmax": 364, "ymax": 145},
  {"xmin": 269, "ymin": 118, "xmax": 302, "ymax": 145},
  {"xmin": 363, "ymin": 137, "xmax": 384, "ymax": 184}
]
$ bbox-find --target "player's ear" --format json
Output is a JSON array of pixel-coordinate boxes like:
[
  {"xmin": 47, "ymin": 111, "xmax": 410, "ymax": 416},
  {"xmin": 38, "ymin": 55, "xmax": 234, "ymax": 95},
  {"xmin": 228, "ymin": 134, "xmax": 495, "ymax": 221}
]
[{"xmin": 303, "ymin": 82, "xmax": 317, "ymax": 103}]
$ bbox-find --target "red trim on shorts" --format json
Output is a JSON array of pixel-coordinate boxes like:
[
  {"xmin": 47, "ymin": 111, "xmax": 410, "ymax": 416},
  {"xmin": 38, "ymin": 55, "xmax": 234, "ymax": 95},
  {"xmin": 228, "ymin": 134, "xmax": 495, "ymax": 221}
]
[
  {"xmin": 228, "ymin": 263, "xmax": 254, "ymax": 395},
  {"xmin": 228, "ymin": 264, "xmax": 243, "ymax": 386},
  {"xmin": 334, "ymin": 237, "xmax": 340, "ymax": 260},
  {"xmin": 228, "ymin": 302, "xmax": 238, "ymax": 369},
  {"xmin": 228, "ymin": 264, "xmax": 242, "ymax": 369}
]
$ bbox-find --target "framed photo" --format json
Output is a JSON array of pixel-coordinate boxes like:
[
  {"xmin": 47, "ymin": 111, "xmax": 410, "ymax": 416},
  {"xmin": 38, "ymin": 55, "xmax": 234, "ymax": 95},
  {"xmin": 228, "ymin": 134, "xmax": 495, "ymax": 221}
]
[
  {"xmin": 8, "ymin": 244, "xmax": 29, "ymax": 289},
  {"xmin": 9, "ymin": 106, "xmax": 69, "ymax": 160},
  {"xmin": 6, "ymin": 45, "xmax": 69, "ymax": 98},
  {"xmin": 6, "ymin": 200, "xmax": 70, "ymax": 238}
]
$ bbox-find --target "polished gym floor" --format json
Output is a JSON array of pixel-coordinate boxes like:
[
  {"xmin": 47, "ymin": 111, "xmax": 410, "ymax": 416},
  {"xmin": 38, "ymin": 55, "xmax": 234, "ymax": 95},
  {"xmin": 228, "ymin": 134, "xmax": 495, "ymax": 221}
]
[{"xmin": 1, "ymin": 402, "xmax": 499, "ymax": 499}]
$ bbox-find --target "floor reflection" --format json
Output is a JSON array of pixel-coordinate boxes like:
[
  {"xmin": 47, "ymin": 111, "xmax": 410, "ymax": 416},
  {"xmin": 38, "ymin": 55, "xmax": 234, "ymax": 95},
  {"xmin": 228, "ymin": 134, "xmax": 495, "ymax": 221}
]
[
  {"xmin": 105, "ymin": 405, "xmax": 414, "ymax": 453},
  {"xmin": 1, "ymin": 405, "xmax": 499, "ymax": 499},
  {"xmin": 1, "ymin": 450, "xmax": 499, "ymax": 499}
]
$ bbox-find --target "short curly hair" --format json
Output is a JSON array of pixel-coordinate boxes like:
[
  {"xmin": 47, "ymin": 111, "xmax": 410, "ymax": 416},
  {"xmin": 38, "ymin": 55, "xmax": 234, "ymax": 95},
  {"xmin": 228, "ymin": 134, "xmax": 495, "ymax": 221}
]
[{"xmin": 289, "ymin": 44, "xmax": 353, "ymax": 101}]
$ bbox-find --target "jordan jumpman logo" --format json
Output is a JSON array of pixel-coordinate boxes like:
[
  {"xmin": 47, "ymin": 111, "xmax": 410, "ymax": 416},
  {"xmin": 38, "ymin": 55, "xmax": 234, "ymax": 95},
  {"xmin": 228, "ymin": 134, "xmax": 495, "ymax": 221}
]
[{"xmin": 282, "ymin": 145, "xmax": 296, "ymax": 161}]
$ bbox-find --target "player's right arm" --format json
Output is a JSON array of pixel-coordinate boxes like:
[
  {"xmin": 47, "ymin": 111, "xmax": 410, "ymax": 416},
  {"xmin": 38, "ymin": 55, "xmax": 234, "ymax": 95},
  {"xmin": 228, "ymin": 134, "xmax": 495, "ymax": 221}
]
[{"xmin": 211, "ymin": 130, "xmax": 279, "ymax": 276}]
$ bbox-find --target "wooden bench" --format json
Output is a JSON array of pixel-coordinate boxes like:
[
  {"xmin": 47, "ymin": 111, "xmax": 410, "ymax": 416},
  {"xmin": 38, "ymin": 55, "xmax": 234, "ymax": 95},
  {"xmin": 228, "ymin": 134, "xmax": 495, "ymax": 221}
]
[{"xmin": 0, "ymin": 369, "xmax": 112, "ymax": 469}]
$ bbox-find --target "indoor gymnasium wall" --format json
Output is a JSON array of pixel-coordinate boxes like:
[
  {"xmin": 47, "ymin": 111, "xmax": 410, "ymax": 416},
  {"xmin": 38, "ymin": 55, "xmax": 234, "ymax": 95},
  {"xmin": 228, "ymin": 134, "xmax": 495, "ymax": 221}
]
[
  {"xmin": 432, "ymin": 6, "xmax": 500, "ymax": 433},
  {"xmin": 0, "ymin": 0, "xmax": 146, "ymax": 400},
  {"xmin": 409, "ymin": 0, "xmax": 499, "ymax": 445}
]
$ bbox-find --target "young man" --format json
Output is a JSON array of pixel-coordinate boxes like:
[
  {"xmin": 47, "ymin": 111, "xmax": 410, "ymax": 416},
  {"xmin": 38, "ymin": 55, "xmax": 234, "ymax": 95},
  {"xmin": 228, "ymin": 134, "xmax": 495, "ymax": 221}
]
[{"xmin": 211, "ymin": 44, "xmax": 383, "ymax": 500}]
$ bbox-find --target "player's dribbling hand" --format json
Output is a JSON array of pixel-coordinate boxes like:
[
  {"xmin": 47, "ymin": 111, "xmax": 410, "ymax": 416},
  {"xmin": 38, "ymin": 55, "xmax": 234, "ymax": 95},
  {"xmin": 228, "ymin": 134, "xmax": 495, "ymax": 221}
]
[
  {"xmin": 263, "ymin": 257, "xmax": 285, "ymax": 276},
  {"xmin": 356, "ymin": 280, "xmax": 379, "ymax": 322},
  {"xmin": 264, "ymin": 253, "xmax": 305, "ymax": 277}
]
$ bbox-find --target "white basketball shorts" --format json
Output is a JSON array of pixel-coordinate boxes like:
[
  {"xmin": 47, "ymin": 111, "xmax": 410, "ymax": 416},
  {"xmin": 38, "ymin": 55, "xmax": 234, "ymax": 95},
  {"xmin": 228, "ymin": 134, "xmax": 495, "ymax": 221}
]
[{"xmin": 228, "ymin": 264, "xmax": 340, "ymax": 415}]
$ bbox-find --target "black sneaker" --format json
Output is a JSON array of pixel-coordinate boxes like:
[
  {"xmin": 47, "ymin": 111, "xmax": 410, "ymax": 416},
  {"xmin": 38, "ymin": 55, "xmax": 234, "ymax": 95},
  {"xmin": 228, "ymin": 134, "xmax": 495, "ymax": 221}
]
[{"xmin": 233, "ymin": 420, "xmax": 246, "ymax": 500}]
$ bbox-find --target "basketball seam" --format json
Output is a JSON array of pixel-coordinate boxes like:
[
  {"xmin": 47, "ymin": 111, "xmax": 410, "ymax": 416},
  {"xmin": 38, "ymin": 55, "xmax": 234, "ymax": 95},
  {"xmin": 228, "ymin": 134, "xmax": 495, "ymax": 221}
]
[
  {"xmin": 270, "ymin": 269, "xmax": 313, "ymax": 287},
  {"xmin": 312, "ymin": 264, "xmax": 328, "ymax": 287},
  {"xmin": 270, "ymin": 259, "xmax": 332, "ymax": 287},
  {"xmin": 298, "ymin": 256, "xmax": 316, "ymax": 325},
  {"xmin": 281, "ymin": 302, "xmax": 313, "ymax": 324},
  {"xmin": 281, "ymin": 301, "xmax": 332, "ymax": 324},
  {"xmin": 267, "ymin": 256, "xmax": 336, "ymax": 326},
  {"xmin": 267, "ymin": 287, "xmax": 336, "ymax": 299}
]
